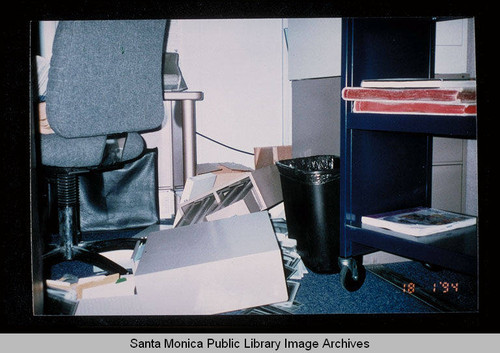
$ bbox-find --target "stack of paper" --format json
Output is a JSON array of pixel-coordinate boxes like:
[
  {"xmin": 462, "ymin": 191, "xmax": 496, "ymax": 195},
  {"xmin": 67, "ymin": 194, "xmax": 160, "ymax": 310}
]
[{"xmin": 240, "ymin": 218, "xmax": 308, "ymax": 315}]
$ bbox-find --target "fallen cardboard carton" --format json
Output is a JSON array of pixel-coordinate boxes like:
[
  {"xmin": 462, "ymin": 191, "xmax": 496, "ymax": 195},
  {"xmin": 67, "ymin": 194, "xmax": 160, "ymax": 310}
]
[
  {"xmin": 174, "ymin": 164, "xmax": 282, "ymax": 227},
  {"xmin": 75, "ymin": 211, "xmax": 288, "ymax": 315}
]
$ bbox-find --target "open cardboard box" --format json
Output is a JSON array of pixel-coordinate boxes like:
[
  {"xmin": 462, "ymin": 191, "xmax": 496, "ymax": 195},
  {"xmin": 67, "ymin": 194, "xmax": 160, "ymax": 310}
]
[
  {"xmin": 75, "ymin": 212, "xmax": 288, "ymax": 315},
  {"xmin": 174, "ymin": 164, "xmax": 283, "ymax": 227},
  {"xmin": 173, "ymin": 146, "xmax": 291, "ymax": 226}
]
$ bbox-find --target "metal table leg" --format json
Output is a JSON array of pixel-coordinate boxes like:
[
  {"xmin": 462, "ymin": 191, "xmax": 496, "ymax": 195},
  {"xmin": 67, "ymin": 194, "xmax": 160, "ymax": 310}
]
[{"xmin": 163, "ymin": 91, "xmax": 204, "ymax": 183}]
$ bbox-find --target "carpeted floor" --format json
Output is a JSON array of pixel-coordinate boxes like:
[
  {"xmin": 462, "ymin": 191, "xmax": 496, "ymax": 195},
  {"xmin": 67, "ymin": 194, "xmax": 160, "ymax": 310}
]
[
  {"xmin": 293, "ymin": 262, "xmax": 477, "ymax": 314},
  {"xmin": 46, "ymin": 225, "xmax": 478, "ymax": 316}
]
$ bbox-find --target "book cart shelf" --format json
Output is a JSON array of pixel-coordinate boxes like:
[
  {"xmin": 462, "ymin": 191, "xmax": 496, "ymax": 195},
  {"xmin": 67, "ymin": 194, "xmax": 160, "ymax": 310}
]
[{"xmin": 339, "ymin": 18, "xmax": 477, "ymax": 291}]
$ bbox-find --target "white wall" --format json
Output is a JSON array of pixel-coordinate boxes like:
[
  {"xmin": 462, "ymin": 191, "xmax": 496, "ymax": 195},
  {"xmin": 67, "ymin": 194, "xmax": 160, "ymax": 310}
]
[{"xmin": 165, "ymin": 19, "xmax": 286, "ymax": 168}]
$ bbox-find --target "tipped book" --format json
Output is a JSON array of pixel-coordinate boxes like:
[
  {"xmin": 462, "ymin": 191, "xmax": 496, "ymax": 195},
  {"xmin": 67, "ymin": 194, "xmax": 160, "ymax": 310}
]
[{"xmin": 361, "ymin": 207, "xmax": 477, "ymax": 237}]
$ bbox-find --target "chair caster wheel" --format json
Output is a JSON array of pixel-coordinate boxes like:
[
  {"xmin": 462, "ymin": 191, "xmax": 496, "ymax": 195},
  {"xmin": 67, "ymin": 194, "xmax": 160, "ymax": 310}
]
[{"xmin": 339, "ymin": 256, "xmax": 366, "ymax": 292}]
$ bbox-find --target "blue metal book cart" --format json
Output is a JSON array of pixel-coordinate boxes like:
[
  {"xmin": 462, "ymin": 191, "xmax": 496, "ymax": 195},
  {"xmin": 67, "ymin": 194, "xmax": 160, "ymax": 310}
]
[{"xmin": 338, "ymin": 18, "xmax": 477, "ymax": 291}]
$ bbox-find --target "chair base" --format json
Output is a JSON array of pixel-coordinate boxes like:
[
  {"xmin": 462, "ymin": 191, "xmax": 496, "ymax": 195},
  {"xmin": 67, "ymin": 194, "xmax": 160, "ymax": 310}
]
[{"xmin": 43, "ymin": 238, "xmax": 142, "ymax": 276}]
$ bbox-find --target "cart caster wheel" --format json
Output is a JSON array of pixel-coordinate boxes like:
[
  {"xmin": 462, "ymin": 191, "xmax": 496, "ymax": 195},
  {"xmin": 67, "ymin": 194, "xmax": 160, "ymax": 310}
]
[{"xmin": 338, "ymin": 257, "xmax": 366, "ymax": 292}]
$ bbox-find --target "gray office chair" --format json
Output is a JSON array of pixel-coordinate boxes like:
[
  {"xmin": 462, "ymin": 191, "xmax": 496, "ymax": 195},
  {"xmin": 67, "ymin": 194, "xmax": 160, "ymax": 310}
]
[{"xmin": 40, "ymin": 20, "xmax": 168, "ymax": 275}]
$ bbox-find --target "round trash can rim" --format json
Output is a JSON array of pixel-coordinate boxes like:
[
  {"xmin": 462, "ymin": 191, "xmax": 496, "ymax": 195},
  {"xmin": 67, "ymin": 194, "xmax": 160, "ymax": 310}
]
[{"xmin": 276, "ymin": 155, "xmax": 340, "ymax": 173}]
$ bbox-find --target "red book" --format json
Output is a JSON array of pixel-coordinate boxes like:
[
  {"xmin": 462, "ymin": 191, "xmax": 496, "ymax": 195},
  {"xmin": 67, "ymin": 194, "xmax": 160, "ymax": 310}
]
[
  {"xmin": 353, "ymin": 100, "xmax": 477, "ymax": 116},
  {"xmin": 342, "ymin": 87, "xmax": 476, "ymax": 103}
]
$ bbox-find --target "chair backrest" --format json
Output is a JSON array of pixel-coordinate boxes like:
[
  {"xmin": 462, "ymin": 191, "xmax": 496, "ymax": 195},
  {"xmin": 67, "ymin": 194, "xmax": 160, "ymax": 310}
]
[{"xmin": 46, "ymin": 20, "xmax": 168, "ymax": 139}]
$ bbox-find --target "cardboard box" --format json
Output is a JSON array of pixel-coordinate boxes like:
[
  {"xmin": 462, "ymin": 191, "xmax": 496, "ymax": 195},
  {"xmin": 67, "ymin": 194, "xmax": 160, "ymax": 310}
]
[
  {"xmin": 75, "ymin": 212, "xmax": 288, "ymax": 315},
  {"xmin": 194, "ymin": 162, "xmax": 253, "ymax": 190},
  {"xmin": 254, "ymin": 145, "xmax": 292, "ymax": 169},
  {"xmin": 174, "ymin": 165, "xmax": 282, "ymax": 227}
]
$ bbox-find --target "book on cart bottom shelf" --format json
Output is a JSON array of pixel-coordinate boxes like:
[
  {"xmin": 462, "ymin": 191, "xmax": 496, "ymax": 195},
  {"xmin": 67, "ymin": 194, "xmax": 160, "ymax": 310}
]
[{"xmin": 361, "ymin": 207, "xmax": 477, "ymax": 237}]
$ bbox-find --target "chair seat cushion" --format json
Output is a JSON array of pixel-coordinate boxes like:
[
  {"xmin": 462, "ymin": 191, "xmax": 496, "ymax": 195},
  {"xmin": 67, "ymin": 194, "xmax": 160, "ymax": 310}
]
[{"xmin": 41, "ymin": 133, "xmax": 145, "ymax": 168}]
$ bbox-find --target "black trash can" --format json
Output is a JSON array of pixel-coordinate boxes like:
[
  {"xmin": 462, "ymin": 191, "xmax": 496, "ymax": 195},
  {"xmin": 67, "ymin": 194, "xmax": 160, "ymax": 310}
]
[{"xmin": 276, "ymin": 155, "xmax": 340, "ymax": 274}]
